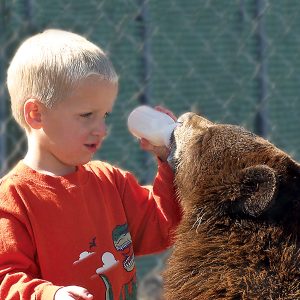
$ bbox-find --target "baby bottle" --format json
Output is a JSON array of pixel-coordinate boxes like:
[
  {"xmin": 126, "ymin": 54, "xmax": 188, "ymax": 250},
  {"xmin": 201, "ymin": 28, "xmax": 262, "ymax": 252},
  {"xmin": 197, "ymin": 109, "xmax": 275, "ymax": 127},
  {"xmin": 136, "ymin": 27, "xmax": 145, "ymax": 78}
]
[{"xmin": 127, "ymin": 105, "xmax": 178, "ymax": 147}]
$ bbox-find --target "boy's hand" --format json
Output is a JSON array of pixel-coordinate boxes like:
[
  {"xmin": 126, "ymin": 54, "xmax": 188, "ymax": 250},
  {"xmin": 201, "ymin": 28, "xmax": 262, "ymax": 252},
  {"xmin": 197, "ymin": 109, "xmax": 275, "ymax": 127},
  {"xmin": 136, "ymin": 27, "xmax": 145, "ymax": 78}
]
[
  {"xmin": 54, "ymin": 286, "xmax": 93, "ymax": 300},
  {"xmin": 140, "ymin": 106, "xmax": 177, "ymax": 162},
  {"xmin": 140, "ymin": 138, "xmax": 170, "ymax": 162}
]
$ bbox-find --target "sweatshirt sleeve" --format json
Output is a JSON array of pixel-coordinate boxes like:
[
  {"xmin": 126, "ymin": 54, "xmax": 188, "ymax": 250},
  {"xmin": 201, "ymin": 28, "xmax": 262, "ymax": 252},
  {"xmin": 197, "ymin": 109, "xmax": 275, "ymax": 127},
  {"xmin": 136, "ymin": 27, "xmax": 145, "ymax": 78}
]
[
  {"xmin": 0, "ymin": 186, "xmax": 61, "ymax": 300},
  {"xmin": 116, "ymin": 161, "xmax": 182, "ymax": 256}
]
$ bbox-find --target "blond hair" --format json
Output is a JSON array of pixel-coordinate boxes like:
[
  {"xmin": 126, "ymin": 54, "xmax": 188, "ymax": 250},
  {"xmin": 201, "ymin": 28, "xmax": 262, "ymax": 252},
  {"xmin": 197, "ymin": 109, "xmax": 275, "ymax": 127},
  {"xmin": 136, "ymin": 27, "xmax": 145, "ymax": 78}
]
[{"xmin": 7, "ymin": 29, "xmax": 118, "ymax": 129}]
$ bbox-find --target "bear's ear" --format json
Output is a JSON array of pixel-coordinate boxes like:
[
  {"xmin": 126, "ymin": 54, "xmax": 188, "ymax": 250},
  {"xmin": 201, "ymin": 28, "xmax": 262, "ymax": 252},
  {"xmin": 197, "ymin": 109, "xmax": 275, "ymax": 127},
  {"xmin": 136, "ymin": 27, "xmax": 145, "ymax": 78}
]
[{"xmin": 237, "ymin": 165, "xmax": 277, "ymax": 217}]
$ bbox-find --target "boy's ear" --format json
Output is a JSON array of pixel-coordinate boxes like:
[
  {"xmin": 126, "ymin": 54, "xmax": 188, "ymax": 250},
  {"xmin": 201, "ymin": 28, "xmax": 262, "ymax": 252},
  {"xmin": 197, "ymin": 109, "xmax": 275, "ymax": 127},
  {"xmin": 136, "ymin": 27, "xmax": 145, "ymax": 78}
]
[{"xmin": 24, "ymin": 99, "xmax": 43, "ymax": 129}]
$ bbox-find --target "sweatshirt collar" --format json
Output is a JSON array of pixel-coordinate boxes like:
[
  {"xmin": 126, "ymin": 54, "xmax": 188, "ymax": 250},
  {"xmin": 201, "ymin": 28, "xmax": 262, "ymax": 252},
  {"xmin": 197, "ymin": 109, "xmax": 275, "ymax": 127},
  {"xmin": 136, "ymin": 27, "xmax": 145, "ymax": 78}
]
[{"xmin": 16, "ymin": 160, "xmax": 89, "ymax": 189}]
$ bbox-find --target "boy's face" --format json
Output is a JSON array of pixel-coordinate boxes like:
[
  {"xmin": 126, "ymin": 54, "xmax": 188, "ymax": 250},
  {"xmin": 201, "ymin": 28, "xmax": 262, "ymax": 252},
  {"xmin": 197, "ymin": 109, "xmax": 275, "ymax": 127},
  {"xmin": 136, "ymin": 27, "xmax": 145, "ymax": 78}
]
[{"xmin": 39, "ymin": 77, "xmax": 118, "ymax": 172}]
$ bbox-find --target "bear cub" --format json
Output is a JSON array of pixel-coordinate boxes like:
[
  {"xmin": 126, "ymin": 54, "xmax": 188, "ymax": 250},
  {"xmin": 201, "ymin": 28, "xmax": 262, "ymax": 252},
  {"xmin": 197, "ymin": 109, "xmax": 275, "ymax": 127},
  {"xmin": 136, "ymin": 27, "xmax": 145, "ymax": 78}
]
[{"xmin": 164, "ymin": 113, "xmax": 300, "ymax": 300}]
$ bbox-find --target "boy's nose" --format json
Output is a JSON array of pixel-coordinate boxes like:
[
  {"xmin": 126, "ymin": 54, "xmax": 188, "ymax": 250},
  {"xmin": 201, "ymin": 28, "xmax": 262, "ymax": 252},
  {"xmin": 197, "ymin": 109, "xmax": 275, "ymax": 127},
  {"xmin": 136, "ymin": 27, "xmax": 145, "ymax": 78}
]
[{"xmin": 92, "ymin": 120, "xmax": 107, "ymax": 137}]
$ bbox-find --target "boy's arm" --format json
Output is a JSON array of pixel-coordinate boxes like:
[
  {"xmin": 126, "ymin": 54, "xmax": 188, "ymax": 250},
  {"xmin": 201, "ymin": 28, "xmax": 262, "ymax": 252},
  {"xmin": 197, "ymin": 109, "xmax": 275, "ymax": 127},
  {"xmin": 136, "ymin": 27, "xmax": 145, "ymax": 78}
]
[
  {"xmin": 0, "ymin": 212, "xmax": 61, "ymax": 300},
  {"xmin": 126, "ymin": 106, "xmax": 181, "ymax": 254},
  {"xmin": 117, "ymin": 160, "xmax": 182, "ymax": 256}
]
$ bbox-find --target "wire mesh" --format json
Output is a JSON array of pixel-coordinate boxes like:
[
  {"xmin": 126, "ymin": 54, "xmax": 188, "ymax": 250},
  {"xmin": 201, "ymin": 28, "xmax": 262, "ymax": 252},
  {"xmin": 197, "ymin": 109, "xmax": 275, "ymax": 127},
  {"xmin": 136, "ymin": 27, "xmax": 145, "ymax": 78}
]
[{"xmin": 1, "ymin": 0, "xmax": 300, "ymax": 298}]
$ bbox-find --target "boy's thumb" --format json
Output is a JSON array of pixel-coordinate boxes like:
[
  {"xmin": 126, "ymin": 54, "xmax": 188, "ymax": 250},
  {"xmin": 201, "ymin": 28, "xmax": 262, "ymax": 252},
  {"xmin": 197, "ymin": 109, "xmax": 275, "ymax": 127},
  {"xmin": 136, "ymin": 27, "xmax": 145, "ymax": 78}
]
[{"xmin": 72, "ymin": 286, "xmax": 93, "ymax": 299}]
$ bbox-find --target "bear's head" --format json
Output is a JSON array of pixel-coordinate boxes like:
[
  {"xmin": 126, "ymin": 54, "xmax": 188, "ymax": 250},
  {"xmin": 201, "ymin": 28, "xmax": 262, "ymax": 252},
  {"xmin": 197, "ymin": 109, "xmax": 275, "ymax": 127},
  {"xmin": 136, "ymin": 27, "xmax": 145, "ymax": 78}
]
[
  {"xmin": 168, "ymin": 112, "xmax": 300, "ymax": 228},
  {"xmin": 164, "ymin": 112, "xmax": 300, "ymax": 299}
]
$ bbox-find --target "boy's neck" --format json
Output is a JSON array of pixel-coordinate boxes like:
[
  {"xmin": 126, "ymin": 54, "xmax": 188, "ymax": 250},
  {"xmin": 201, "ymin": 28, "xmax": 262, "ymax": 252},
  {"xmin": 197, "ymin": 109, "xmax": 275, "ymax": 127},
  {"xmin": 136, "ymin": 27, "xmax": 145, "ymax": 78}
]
[
  {"xmin": 24, "ymin": 135, "xmax": 77, "ymax": 176},
  {"xmin": 23, "ymin": 152, "xmax": 77, "ymax": 176}
]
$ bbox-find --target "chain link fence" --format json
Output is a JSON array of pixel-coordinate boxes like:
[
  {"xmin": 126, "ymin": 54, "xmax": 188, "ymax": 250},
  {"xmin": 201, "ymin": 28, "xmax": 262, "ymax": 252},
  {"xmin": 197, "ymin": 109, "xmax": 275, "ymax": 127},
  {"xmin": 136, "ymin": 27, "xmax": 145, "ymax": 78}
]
[{"xmin": 1, "ymin": 0, "xmax": 300, "ymax": 298}]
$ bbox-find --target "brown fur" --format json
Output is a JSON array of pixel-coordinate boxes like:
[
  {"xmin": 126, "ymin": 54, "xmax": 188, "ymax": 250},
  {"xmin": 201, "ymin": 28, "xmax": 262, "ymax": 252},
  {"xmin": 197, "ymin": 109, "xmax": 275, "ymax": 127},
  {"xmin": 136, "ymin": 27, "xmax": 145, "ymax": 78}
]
[{"xmin": 164, "ymin": 113, "xmax": 300, "ymax": 300}]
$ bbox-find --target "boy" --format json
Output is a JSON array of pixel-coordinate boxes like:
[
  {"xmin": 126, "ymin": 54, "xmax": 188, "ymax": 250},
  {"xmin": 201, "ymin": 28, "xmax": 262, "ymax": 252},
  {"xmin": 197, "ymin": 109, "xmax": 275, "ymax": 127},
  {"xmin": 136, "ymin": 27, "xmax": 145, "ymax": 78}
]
[{"xmin": 0, "ymin": 29, "xmax": 181, "ymax": 300}]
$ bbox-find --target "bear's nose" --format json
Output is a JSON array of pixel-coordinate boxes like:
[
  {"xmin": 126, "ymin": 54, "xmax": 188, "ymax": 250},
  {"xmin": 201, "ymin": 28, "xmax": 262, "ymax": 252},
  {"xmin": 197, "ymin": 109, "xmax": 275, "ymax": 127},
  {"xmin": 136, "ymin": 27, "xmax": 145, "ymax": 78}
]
[
  {"xmin": 177, "ymin": 112, "xmax": 195, "ymax": 123},
  {"xmin": 177, "ymin": 113, "xmax": 213, "ymax": 130}
]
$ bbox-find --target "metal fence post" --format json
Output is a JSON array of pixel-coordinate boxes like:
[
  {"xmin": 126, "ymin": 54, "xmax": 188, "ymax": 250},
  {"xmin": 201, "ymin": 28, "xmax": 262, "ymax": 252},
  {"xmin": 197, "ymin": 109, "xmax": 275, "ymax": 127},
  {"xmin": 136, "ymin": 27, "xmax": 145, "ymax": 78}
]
[
  {"xmin": 0, "ymin": 1, "xmax": 8, "ymax": 176},
  {"xmin": 137, "ymin": 0, "xmax": 155, "ymax": 184},
  {"xmin": 255, "ymin": 0, "xmax": 269, "ymax": 138}
]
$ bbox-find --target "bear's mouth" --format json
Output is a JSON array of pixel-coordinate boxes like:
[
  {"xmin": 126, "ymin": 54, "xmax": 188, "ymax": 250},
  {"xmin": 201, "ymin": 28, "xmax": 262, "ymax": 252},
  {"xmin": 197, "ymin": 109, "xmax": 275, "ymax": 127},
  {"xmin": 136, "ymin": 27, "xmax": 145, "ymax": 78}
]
[
  {"xmin": 167, "ymin": 137, "xmax": 177, "ymax": 172},
  {"xmin": 167, "ymin": 152, "xmax": 175, "ymax": 171},
  {"xmin": 167, "ymin": 123, "xmax": 183, "ymax": 171}
]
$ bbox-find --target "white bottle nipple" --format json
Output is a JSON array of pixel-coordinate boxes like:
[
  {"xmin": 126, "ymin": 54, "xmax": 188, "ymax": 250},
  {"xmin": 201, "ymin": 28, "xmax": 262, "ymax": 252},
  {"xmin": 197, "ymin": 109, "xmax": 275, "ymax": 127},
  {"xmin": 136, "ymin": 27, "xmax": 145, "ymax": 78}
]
[{"xmin": 127, "ymin": 105, "xmax": 178, "ymax": 147}]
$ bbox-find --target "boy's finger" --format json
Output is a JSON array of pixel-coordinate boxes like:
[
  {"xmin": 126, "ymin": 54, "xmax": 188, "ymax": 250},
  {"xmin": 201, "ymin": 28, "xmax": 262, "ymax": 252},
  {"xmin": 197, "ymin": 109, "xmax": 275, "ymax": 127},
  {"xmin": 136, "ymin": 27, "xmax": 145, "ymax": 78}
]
[
  {"xmin": 154, "ymin": 106, "xmax": 177, "ymax": 121},
  {"xmin": 139, "ymin": 138, "xmax": 154, "ymax": 151}
]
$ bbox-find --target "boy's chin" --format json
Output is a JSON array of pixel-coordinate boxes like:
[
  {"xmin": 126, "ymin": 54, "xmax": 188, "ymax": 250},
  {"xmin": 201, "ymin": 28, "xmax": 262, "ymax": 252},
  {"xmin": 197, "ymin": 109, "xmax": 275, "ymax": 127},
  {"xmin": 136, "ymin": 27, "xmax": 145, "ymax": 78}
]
[{"xmin": 81, "ymin": 156, "xmax": 94, "ymax": 165}]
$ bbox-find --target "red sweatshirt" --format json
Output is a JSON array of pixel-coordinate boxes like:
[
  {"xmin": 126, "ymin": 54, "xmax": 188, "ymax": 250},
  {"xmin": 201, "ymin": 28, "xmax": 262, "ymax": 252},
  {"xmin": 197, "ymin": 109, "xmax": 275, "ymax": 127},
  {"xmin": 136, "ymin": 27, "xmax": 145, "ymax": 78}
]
[{"xmin": 0, "ymin": 160, "xmax": 181, "ymax": 300}]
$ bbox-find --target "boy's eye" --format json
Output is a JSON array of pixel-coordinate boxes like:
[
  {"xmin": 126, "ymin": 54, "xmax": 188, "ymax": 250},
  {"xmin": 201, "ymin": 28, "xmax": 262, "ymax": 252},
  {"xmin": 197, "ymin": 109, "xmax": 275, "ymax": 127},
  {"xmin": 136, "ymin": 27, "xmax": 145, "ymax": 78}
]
[
  {"xmin": 80, "ymin": 112, "xmax": 92, "ymax": 118},
  {"xmin": 104, "ymin": 112, "xmax": 110, "ymax": 119}
]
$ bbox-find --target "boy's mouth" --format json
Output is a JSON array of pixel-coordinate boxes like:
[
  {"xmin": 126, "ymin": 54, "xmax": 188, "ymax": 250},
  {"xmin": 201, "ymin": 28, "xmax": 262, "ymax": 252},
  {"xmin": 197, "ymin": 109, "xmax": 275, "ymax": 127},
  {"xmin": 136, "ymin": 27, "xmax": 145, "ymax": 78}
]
[{"xmin": 84, "ymin": 143, "xmax": 99, "ymax": 152}]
